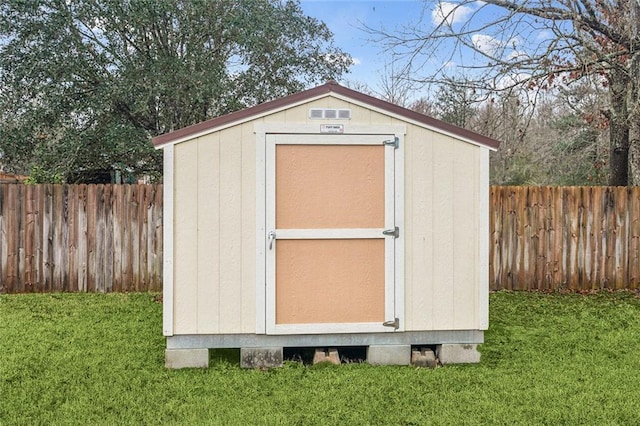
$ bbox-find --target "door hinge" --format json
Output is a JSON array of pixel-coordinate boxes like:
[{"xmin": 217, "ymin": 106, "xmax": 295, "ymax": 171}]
[
  {"xmin": 383, "ymin": 136, "xmax": 399, "ymax": 149},
  {"xmin": 382, "ymin": 317, "xmax": 400, "ymax": 330},
  {"xmin": 382, "ymin": 226, "xmax": 399, "ymax": 238}
]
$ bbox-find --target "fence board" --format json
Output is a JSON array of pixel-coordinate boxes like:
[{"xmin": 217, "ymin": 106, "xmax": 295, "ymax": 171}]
[{"xmin": 0, "ymin": 184, "xmax": 163, "ymax": 293}]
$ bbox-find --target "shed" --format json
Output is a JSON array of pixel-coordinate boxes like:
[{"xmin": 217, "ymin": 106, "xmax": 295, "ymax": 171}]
[{"xmin": 153, "ymin": 82, "xmax": 500, "ymax": 368}]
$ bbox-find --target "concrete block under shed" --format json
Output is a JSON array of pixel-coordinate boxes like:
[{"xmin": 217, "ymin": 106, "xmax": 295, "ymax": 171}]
[
  {"xmin": 367, "ymin": 345, "xmax": 411, "ymax": 365},
  {"xmin": 436, "ymin": 344, "xmax": 481, "ymax": 364},
  {"xmin": 165, "ymin": 348, "xmax": 209, "ymax": 369},
  {"xmin": 313, "ymin": 348, "xmax": 341, "ymax": 365},
  {"xmin": 411, "ymin": 348, "xmax": 437, "ymax": 368},
  {"xmin": 240, "ymin": 347, "xmax": 283, "ymax": 369}
]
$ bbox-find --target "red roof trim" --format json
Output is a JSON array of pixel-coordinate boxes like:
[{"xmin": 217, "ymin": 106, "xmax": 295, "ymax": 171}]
[{"xmin": 152, "ymin": 81, "xmax": 501, "ymax": 150}]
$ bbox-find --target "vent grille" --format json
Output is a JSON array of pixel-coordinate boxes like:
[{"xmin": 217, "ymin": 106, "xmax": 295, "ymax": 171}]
[{"xmin": 309, "ymin": 108, "xmax": 351, "ymax": 120}]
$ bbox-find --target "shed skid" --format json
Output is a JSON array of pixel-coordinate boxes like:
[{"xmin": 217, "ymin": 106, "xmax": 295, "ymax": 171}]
[{"xmin": 166, "ymin": 330, "xmax": 483, "ymax": 349}]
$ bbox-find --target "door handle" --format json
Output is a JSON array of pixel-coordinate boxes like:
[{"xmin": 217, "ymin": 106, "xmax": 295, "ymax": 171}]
[
  {"xmin": 268, "ymin": 231, "xmax": 276, "ymax": 250},
  {"xmin": 382, "ymin": 317, "xmax": 399, "ymax": 330}
]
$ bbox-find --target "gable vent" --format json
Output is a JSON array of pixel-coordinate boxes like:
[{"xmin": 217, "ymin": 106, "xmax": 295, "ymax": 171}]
[{"xmin": 309, "ymin": 108, "xmax": 351, "ymax": 120}]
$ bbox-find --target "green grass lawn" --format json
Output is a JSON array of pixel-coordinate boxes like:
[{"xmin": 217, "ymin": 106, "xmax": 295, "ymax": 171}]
[{"xmin": 2, "ymin": 291, "xmax": 640, "ymax": 425}]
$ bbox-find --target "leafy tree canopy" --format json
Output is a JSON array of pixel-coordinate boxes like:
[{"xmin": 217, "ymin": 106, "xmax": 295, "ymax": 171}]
[{"xmin": 0, "ymin": 0, "xmax": 351, "ymax": 182}]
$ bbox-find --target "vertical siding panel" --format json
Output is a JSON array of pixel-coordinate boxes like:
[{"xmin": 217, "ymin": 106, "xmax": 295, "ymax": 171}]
[
  {"xmin": 452, "ymin": 144, "xmax": 478, "ymax": 328},
  {"xmin": 218, "ymin": 126, "xmax": 243, "ymax": 333},
  {"xmin": 174, "ymin": 143, "xmax": 199, "ymax": 333},
  {"xmin": 453, "ymin": 144, "xmax": 476, "ymax": 325},
  {"xmin": 241, "ymin": 124, "xmax": 257, "ymax": 333},
  {"xmin": 406, "ymin": 129, "xmax": 434, "ymax": 330},
  {"xmin": 403, "ymin": 129, "xmax": 414, "ymax": 329},
  {"xmin": 197, "ymin": 134, "xmax": 221, "ymax": 334},
  {"xmin": 431, "ymin": 137, "xmax": 455, "ymax": 329}
]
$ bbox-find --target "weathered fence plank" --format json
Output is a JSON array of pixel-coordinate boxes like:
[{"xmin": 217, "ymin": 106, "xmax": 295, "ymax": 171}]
[{"xmin": 0, "ymin": 184, "xmax": 162, "ymax": 293}]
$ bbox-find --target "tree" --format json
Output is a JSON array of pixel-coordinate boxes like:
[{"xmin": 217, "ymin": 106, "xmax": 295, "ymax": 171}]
[
  {"xmin": 0, "ymin": 0, "xmax": 351, "ymax": 182},
  {"xmin": 433, "ymin": 77, "xmax": 480, "ymax": 128},
  {"xmin": 368, "ymin": 0, "xmax": 640, "ymax": 185}
]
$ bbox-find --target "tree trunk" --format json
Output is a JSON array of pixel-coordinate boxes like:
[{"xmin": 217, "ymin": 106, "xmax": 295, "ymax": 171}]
[
  {"xmin": 608, "ymin": 72, "xmax": 630, "ymax": 186},
  {"xmin": 626, "ymin": 57, "xmax": 640, "ymax": 185},
  {"xmin": 609, "ymin": 119, "xmax": 629, "ymax": 186},
  {"xmin": 628, "ymin": 107, "xmax": 640, "ymax": 185}
]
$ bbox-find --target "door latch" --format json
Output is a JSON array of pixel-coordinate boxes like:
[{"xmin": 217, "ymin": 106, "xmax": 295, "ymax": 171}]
[
  {"xmin": 382, "ymin": 317, "xmax": 400, "ymax": 330},
  {"xmin": 382, "ymin": 226, "xmax": 399, "ymax": 238},
  {"xmin": 268, "ymin": 231, "xmax": 276, "ymax": 250}
]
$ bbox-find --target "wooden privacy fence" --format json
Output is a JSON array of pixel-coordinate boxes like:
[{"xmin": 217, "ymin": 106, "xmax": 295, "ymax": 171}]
[
  {"xmin": 491, "ymin": 186, "xmax": 640, "ymax": 291},
  {"xmin": 0, "ymin": 184, "xmax": 162, "ymax": 293},
  {"xmin": 4, "ymin": 184, "xmax": 640, "ymax": 293}
]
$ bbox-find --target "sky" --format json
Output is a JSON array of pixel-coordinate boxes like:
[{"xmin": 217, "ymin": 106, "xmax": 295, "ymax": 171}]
[
  {"xmin": 300, "ymin": 0, "xmax": 427, "ymax": 89},
  {"xmin": 299, "ymin": 0, "xmax": 557, "ymax": 100}
]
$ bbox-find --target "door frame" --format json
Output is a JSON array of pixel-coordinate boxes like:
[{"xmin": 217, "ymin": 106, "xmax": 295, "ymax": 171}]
[{"xmin": 255, "ymin": 124, "xmax": 405, "ymax": 335}]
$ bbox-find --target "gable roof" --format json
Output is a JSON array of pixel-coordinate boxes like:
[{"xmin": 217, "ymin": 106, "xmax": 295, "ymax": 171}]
[{"xmin": 152, "ymin": 81, "xmax": 501, "ymax": 150}]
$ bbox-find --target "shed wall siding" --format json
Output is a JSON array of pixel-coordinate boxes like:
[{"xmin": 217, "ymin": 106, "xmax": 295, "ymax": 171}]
[
  {"xmin": 403, "ymin": 127, "xmax": 480, "ymax": 331},
  {"xmin": 171, "ymin": 95, "xmax": 483, "ymax": 335},
  {"xmin": 173, "ymin": 123, "xmax": 258, "ymax": 335}
]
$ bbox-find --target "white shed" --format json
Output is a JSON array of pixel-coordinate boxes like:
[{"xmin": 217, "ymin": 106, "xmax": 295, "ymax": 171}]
[{"xmin": 153, "ymin": 82, "xmax": 500, "ymax": 368}]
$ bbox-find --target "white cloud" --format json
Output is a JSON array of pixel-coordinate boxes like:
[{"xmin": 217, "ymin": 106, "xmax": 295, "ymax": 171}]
[
  {"xmin": 496, "ymin": 72, "xmax": 532, "ymax": 90},
  {"xmin": 432, "ymin": 2, "xmax": 474, "ymax": 26},
  {"xmin": 471, "ymin": 34, "xmax": 503, "ymax": 56},
  {"xmin": 351, "ymin": 57, "xmax": 362, "ymax": 66},
  {"xmin": 508, "ymin": 50, "xmax": 529, "ymax": 61},
  {"xmin": 536, "ymin": 30, "xmax": 553, "ymax": 41}
]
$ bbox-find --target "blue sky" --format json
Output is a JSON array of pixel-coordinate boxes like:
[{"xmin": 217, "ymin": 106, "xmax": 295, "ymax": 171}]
[
  {"xmin": 300, "ymin": 0, "xmax": 558, "ymax": 98},
  {"xmin": 300, "ymin": 1, "xmax": 427, "ymax": 88}
]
